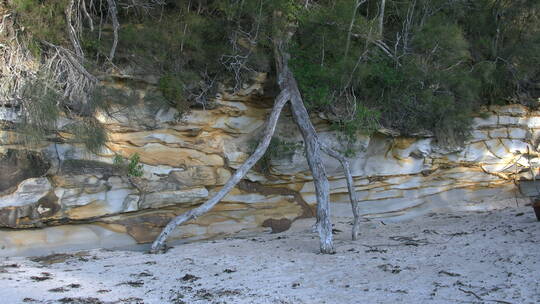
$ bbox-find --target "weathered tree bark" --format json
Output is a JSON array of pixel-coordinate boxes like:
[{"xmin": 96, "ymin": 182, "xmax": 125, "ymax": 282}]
[
  {"xmin": 65, "ymin": 0, "xmax": 84, "ymax": 58},
  {"xmin": 320, "ymin": 144, "xmax": 361, "ymax": 240},
  {"xmin": 149, "ymin": 90, "xmax": 291, "ymax": 253},
  {"xmin": 289, "ymin": 94, "xmax": 334, "ymax": 253},
  {"xmin": 273, "ymin": 43, "xmax": 335, "ymax": 254},
  {"xmin": 81, "ymin": 0, "xmax": 94, "ymax": 32}
]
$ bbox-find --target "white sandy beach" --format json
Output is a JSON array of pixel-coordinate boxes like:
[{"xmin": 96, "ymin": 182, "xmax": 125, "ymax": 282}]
[{"xmin": 1, "ymin": 206, "xmax": 539, "ymax": 304}]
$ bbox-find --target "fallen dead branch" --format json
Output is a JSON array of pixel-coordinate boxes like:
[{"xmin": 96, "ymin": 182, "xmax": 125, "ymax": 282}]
[{"xmin": 458, "ymin": 287, "xmax": 514, "ymax": 304}]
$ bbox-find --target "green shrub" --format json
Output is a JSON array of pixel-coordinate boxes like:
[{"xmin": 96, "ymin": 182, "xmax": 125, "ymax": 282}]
[
  {"xmin": 113, "ymin": 153, "xmax": 144, "ymax": 177},
  {"xmin": 287, "ymin": 0, "xmax": 539, "ymax": 145},
  {"xmin": 11, "ymin": 0, "xmax": 69, "ymax": 45}
]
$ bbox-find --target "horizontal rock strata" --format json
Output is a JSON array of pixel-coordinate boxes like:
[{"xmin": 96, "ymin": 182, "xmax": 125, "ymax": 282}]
[{"xmin": 1, "ymin": 74, "xmax": 537, "ymax": 255}]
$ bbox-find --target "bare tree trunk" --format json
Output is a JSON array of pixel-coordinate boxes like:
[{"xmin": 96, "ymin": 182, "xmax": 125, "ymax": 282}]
[
  {"xmin": 289, "ymin": 94, "xmax": 334, "ymax": 254},
  {"xmin": 378, "ymin": 0, "xmax": 386, "ymax": 37},
  {"xmin": 149, "ymin": 90, "xmax": 290, "ymax": 253},
  {"xmin": 81, "ymin": 0, "xmax": 94, "ymax": 32},
  {"xmin": 273, "ymin": 43, "xmax": 335, "ymax": 254},
  {"xmin": 319, "ymin": 144, "xmax": 361, "ymax": 240},
  {"xmin": 344, "ymin": 0, "xmax": 366, "ymax": 60},
  {"xmin": 66, "ymin": 0, "xmax": 84, "ymax": 58},
  {"xmin": 106, "ymin": 0, "xmax": 119, "ymax": 61}
]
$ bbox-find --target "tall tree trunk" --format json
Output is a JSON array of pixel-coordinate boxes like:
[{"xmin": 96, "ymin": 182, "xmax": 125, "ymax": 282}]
[
  {"xmin": 273, "ymin": 42, "xmax": 335, "ymax": 254},
  {"xmin": 150, "ymin": 90, "xmax": 290, "ymax": 253},
  {"xmin": 378, "ymin": 0, "xmax": 386, "ymax": 37},
  {"xmin": 289, "ymin": 94, "xmax": 334, "ymax": 253},
  {"xmin": 344, "ymin": 0, "xmax": 366, "ymax": 60},
  {"xmin": 65, "ymin": 0, "xmax": 83, "ymax": 58},
  {"xmin": 106, "ymin": 0, "xmax": 119, "ymax": 61}
]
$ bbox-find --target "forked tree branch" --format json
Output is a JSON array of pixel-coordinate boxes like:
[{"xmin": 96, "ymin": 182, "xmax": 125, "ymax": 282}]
[
  {"xmin": 319, "ymin": 144, "xmax": 362, "ymax": 240},
  {"xmin": 150, "ymin": 89, "xmax": 291, "ymax": 253}
]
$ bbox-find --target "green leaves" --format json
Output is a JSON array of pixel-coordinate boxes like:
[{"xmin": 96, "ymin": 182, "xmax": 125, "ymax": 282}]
[
  {"xmin": 113, "ymin": 153, "xmax": 144, "ymax": 177},
  {"xmin": 11, "ymin": 0, "xmax": 69, "ymax": 45},
  {"xmin": 10, "ymin": 0, "xmax": 540, "ymax": 153},
  {"xmin": 287, "ymin": 0, "xmax": 540, "ymax": 145},
  {"xmin": 65, "ymin": 119, "xmax": 108, "ymax": 155}
]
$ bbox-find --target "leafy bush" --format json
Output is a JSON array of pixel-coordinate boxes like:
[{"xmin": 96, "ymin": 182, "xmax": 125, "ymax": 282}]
[
  {"xmin": 11, "ymin": 0, "xmax": 69, "ymax": 46},
  {"xmin": 113, "ymin": 153, "xmax": 144, "ymax": 177}
]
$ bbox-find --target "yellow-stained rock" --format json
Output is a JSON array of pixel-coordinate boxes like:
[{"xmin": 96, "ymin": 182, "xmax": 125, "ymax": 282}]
[
  {"xmin": 2, "ymin": 89, "xmax": 540, "ymax": 256},
  {"xmin": 108, "ymin": 143, "xmax": 224, "ymax": 167},
  {"xmin": 170, "ymin": 166, "xmax": 230, "ymax": 187}
]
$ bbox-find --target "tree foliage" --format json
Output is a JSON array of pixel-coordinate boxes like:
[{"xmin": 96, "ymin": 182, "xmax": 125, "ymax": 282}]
[{"xmin": 288, "ymin": 0, "xmax": 539, "ymax": 144}]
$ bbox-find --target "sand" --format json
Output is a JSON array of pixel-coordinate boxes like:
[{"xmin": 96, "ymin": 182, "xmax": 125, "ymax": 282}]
[{"xmin": 1, "ymin": 206, "xmax": 539, "ymax": 304}]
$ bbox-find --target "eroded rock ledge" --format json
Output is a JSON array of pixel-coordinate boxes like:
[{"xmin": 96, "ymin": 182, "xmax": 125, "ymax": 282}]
[{"xmin": 0, "ymin": 75, "xmax": 537, "ymax": 256}]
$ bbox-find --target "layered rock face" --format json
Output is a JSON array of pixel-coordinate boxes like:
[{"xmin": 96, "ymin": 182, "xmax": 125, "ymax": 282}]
[{"xmin": 0, "ymin": 74, "xmax": 537, "ymax": 256}]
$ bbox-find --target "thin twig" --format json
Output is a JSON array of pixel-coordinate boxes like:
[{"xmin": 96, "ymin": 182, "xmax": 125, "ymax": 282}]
[{"xmin": 458, "ymin": 288, "xmax": 514, "ymax": 304}]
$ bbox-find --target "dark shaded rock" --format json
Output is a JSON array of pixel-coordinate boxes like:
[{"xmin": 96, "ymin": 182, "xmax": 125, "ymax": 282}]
[
  {"xmin": 117, "ymin": 280, "xmax": 144, "ymax": 287},
  {"xmin": 262, "ymin": 218, "xmax": 292, "ymax": 233},
  {"xmin": 237, "ymin": 180, "xmax": 314, "ymax": 218},
  {"xmin": 57, "ymin": 297, "xmax": 104, "ymax": 304},
  {"xmin": 30, "ymin": 252, "xmax": 90, "ymax": 265},
  {"xmin": 59, "ymin": 159, "xmax": 119, "ymax": 176},
  {"xmin": 30, "ymin": 272, "xmax": 52, "ymax": 281},
  {"xmin": 113, "ymin": 212, "xmax": 177, "ymax": 243},
  {"xmin": 0, "ymin": 150, "xmax": 50, "ymax": 195},
  {"xmin": 0, "ymin": 191, "xmax": 60, "ymax": 228}
]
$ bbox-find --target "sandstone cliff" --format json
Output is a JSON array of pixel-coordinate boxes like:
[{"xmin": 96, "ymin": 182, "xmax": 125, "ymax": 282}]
[{"xmin": 0, "ymin": 74, "xmax": 537, "ymax": 256}]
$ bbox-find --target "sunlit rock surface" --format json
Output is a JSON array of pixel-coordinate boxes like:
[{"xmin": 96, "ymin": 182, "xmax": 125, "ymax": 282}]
[{"xmin": 1, "ymin": 74, "xmax": 537, "ymax": 256}]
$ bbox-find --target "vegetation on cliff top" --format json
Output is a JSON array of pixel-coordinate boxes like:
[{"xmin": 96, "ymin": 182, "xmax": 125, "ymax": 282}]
[{"xmin": 3, "ymin": 0, "xmax": 540, "ymax": 149}]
